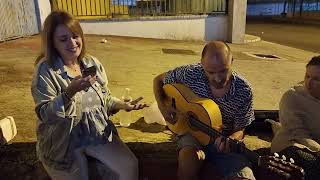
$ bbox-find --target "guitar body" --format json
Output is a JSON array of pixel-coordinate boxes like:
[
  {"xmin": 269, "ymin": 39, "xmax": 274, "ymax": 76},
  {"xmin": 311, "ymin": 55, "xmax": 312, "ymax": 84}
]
[{"xmin": 163, "ymin": 83, "xmax": 222, "ymax": 145}]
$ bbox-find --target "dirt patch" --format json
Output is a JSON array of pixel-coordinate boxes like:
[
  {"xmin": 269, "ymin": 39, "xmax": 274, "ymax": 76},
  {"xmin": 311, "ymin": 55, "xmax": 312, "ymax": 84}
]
[{"xmin": 0, "ymin": 35, "xmax": 41, "ymax": 51}]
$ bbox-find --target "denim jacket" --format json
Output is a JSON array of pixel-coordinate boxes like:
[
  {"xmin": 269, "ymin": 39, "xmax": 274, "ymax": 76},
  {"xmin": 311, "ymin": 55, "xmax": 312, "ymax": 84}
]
[{"xmin": 31, "ymin": 55, "xmax": 120, "ymax": 170}]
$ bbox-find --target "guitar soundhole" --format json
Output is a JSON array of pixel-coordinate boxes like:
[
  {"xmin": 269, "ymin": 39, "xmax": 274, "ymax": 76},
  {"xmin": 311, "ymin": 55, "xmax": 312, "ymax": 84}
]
[
  {"xmin": 186, "ymin": 112, "xmax": 199, "ymax": 131},
  {"xmin": 171, "ymin": 98, "xmax": 176, "ymax": 109}
]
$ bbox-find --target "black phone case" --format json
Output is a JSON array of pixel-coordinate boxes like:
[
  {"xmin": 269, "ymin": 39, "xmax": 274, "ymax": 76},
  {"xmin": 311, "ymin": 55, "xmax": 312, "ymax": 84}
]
[{"xmin": 82, "ymin": 66, "xmax": 97, "ymax": 77}]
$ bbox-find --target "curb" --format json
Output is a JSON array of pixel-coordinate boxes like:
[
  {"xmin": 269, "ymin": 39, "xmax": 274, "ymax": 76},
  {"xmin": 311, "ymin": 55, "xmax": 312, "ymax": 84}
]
[{"xmin": 244, "ymin": 34, "xmax": 261, "ymax": 43}]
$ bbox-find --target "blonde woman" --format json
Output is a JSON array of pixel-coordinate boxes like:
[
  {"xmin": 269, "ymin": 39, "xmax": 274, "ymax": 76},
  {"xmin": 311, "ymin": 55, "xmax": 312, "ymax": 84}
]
[{"xmin": 31, "ymin": 11, "xmax": 146, "ymax": 180}]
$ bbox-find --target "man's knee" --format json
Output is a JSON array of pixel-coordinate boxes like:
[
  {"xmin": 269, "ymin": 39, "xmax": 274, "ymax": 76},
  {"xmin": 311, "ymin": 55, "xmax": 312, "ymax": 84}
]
[
  {"xmin": 179, "ymin": 146, "xmax": 203, "ymax": 163},
  {"xmin": 178, "ymin": 147, "xmax": 204, "ymax": 180}
]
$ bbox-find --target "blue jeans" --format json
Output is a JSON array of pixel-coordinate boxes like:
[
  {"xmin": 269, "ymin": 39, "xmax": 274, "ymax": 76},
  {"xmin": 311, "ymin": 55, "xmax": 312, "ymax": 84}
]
[{"xmin": 177, "ymin": 133, "xmax": 256, "ymax": 180}]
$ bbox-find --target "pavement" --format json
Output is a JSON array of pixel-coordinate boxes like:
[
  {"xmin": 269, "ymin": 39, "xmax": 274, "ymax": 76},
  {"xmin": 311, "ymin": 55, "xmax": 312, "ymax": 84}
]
[
  {"xmin": 0, "ymin": 34, "xmax": 318, "ymax": 179},
  {"xmin": 247, "ymin": 16, "xmax": 320, "ymax": 26},
  {"xmin": 271, "ymin": 16, "xmax": 320, "ymax": 26},
  {"xmin": 246, "ymin": 17, "xmax": 320, "ymax": 53}
]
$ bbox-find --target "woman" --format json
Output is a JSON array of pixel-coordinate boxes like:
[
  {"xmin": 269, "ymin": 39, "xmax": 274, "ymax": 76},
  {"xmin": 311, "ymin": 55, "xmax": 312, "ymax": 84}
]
[{"xmin": 31, "ymin": 10, "xmax": 146, "ymax": 180}]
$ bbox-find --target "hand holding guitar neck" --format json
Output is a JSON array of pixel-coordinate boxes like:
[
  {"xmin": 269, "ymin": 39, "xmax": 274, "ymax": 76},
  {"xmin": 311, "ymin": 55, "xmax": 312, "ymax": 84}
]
[
  {"xmin": 214, "ymin": 136, "xmax": 231, "ymax": 153},
  {"xmin": 212, "ymin": 125, "xmax": 233, "ymax": 153}
]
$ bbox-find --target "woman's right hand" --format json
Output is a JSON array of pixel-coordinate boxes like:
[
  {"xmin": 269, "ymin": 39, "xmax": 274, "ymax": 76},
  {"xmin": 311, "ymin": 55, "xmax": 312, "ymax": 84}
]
[{"xmin": 66, "ymin": 75, "xmax": 97, "ymax": 97}]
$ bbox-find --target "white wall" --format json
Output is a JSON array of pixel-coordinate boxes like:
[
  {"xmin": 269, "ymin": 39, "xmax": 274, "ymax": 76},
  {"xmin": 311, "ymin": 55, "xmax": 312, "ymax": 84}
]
[
  {"xmin": 228, "ymin": 0, "xmax": 247, "ymax": 43},
  {"xmin": 34, "ymin": 0, "xmax": 51, "ymax": 30},
  {"xmin": 204, "ymin": 16, "xmax": 228, "ymax": 41},
  {"xmin": 81, "ymin": 16, "xmax": 228, "ymax": 41}
]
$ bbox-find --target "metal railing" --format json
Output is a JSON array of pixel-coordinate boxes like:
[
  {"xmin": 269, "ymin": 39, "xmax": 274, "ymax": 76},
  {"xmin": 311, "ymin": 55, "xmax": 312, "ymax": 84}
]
[
  {"xmin": 287, "ymin": 0, "xmax": 320, "ymax": 16},
  {"xmin": 51, "ymin": 0, "xmax": 227, "ymax": 19}
]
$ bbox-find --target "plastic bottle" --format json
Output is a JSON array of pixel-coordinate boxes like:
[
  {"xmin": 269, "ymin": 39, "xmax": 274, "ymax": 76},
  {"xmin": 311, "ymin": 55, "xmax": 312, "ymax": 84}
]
[
  {"xmin": 143, "ymin": 102, "xmax": 166, "ymax": 125},
  {"xmin": 119, "ymin": 88, "xmax": 133, "ymax": 127}
]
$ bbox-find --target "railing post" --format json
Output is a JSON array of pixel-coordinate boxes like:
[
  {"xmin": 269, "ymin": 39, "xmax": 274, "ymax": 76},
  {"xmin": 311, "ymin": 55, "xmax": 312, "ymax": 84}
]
[
  {"xmin": 299, "ymin": 0, "xmax": 304, "ymax": 16},
  {"xmin": 293, "ymin": 0, "xmax": 296, "ymax": 16}
]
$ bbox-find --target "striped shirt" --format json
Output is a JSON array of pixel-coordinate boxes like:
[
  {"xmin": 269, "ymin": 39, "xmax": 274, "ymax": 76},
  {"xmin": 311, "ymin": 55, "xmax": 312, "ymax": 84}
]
[{"xmin": 163, "ymin": 63, "xmax": 254, "ymax": 134}]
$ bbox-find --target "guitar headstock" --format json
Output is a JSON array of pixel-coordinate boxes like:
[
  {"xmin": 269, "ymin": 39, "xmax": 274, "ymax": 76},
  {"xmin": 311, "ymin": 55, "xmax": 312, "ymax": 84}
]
[{"xmin": 257, "ymin": 153, "xmax": 305, "ymax": 180}]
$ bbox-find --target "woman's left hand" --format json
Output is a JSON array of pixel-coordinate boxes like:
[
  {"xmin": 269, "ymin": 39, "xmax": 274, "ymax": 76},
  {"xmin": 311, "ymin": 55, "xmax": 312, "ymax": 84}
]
[{"xmin": 124, "ymin": 97, "xmax": 149, "ymax": 111}]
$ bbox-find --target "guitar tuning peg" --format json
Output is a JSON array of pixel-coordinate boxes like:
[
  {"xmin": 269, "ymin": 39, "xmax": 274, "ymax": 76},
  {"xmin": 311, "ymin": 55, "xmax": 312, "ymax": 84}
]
[
  {"xmin": 274, "ymin": 152, "xmax": 280, "ymax": 158},
  {"xmin": 282, "ymin": 155, "xmax": 287, "ymax": 161},
  {"xmin": 289, "ymin": 158, "xmax": 295, "ymax": 164}
]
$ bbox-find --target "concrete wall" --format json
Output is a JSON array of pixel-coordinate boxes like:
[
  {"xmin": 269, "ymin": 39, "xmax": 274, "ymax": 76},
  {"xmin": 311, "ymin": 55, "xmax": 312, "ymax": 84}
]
[
  {"xmin": 34, "ymin": 0, "xmax": 52, "ymax": 30},
  {"xmin": 35, "ymin": 0, "xmax": 246, "ymax": 43},
  {"xmin": 228, "ymin": 0, "xmax": 247, "ymax": 43},
  {"xmin": 81, "ymin": 16, "xmax": 228, "ymax": 41},
  {"xmin": 0, "ymin": 0, "xmax": 38, "ymax": 41}
]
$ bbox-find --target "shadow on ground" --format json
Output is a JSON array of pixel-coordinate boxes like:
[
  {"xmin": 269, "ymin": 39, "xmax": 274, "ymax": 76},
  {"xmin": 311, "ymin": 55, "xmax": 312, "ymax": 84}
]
[
  {"xmin": 0, "ymin": 141, "xmax": 178, "ymax": 180},
  {"xmin": 129, "ymin": 117, "xmax": 168, "ymax": 133}
]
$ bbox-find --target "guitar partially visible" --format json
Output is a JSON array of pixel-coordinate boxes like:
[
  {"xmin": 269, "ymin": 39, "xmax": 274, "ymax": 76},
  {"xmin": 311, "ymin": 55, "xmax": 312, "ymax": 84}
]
[
  {"xmin": 162, "ymin": 83, "xmax": 223, "ymax": 145},
  {"xmin": 162, "ymin": 83, "xmax": 305, "ymax": 180}
]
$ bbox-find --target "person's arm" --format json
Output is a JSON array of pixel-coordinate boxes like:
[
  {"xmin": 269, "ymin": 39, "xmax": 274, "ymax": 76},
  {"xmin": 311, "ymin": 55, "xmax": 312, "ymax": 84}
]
[
  {"xmin": 93, "ymin": 58, "xmax": 147, "ymax": 114},
  {"xmin": 215, "ymin": 88, "xmax": 253, "ymax": 153},
  {"xmin": 280, "ymin": 91, "xmax": 320, "ymax": 152},
  {"xmin": 32, "ymin": 62, "xmax": 95, "ymax": 123},
  {"xmin": 233, "ymin": 88, "xmax": 255, "ymax": 135},
  {"xmin": 111, "ymin": 97, "xmax": 147, "ymax": 113},
  {"xmin": 93, "ymin": 58, "xmax": 122, "ymax": 114},
  {"xmin": 230, "ymin": 129, "xmax": 244, "ymax": 140},
  {"xmin": 153, "ymin": 73, "xmax": 176, "ymax": 123},
  {"xmin": 153, "ymin": 73, "xmax": 167, "ymax": 110},
  {"xmin": 31, "ymin": 64, "xmax": 79, "ymax": 125},
  {"xmin": 153, "ymin": 65, "xmax": 196, "ymax": 123}
]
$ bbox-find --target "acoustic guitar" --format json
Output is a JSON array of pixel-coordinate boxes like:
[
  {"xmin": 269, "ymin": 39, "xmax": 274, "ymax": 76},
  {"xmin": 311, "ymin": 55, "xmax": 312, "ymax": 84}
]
[{"xmin": 162, "ymin": 83, "xmax": 305, "ymax": 180}]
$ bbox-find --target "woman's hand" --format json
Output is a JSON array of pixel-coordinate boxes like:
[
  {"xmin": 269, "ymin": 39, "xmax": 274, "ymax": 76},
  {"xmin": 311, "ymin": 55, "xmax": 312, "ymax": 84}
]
[
  {"xmin": 66, "ymin": 75, "xmax": 97, "ymax": 97},
  {"xmin": 123, "ymin": 97, "xmax": 148, "ymax": 111}
]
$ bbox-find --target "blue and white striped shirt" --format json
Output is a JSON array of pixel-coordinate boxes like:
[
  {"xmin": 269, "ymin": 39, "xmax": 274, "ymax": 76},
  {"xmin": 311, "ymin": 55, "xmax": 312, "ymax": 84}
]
[{"xmin": 163, "ymin": 63, "xmax": 254, "ymax": 134}]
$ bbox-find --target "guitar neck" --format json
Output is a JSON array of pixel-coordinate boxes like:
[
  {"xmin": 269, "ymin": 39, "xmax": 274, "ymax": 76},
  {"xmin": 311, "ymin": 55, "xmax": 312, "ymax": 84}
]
[{"xmin": 188, "ymin": 118, "xmax": 259, "ymax": 165}]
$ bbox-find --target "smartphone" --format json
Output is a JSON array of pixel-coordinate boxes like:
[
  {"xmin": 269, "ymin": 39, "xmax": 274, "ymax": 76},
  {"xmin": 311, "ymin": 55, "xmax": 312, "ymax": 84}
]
[{"xmin": 82, "ymin": 66, "xmax": 97, "ymax": 77}]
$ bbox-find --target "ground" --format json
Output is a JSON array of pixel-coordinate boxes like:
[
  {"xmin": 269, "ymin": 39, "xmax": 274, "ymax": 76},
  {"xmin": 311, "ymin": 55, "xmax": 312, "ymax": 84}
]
[
  {"xmin": 0, "ymin": 25, "xmax": 318, "ymax": 179},
  {"xmin": 246, "ymin": 19, "xmax": 320, "ymax": 53}
]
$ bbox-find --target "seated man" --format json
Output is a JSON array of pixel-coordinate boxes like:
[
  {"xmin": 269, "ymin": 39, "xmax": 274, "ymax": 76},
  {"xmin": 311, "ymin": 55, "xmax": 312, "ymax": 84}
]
[
  {"xmin": 271, "ymin": 56, "xmax": 320, "ymax": 180},
  {"xmin": 153, "ymin": 41, "xmax": 256, "ymax": 180}
]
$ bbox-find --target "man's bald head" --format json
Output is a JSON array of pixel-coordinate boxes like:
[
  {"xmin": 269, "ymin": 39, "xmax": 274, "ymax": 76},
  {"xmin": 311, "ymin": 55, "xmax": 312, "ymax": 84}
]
[
  {"xmin": 201, "ymin": 41, "xmax": 232, "ymax": 65},
  {"xmin": 200, "ymin": 41, "xmax": 233, "ymax": 89}
]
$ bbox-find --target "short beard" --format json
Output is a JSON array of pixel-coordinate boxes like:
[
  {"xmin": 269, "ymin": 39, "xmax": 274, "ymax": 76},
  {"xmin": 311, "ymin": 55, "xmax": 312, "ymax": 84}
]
[{"xmin": 210, "ymin": 80, "xmax": 226, "ymax": 89}]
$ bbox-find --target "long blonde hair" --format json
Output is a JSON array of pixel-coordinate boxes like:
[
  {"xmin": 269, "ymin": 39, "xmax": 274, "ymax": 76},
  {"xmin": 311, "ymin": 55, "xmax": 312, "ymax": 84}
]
[{"xmin": 35, "ymin": 10, "xmax": 86, "ymax": 66}]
